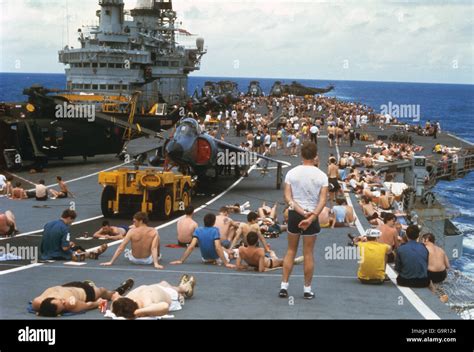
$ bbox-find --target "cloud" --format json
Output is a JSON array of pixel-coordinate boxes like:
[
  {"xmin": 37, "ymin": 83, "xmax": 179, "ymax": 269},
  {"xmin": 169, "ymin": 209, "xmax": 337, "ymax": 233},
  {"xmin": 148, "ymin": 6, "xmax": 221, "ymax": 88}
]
[{"xmin": 0, "ymin": 0, "xmax": 472, "ymax": 84}]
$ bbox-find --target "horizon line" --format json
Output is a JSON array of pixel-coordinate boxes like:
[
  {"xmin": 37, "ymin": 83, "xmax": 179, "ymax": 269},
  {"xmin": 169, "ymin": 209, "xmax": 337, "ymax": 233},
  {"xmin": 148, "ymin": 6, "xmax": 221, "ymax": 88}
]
[{"xmin": 1, "ymin": 71, "xmax": 473, "ymax": 86}]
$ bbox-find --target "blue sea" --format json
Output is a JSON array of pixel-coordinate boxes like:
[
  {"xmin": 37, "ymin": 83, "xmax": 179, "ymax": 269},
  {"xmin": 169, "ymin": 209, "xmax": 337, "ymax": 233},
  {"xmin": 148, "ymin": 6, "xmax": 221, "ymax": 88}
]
[{"xmin": 1, "ymin": 72, "xmax": 473, "ymax": 276}]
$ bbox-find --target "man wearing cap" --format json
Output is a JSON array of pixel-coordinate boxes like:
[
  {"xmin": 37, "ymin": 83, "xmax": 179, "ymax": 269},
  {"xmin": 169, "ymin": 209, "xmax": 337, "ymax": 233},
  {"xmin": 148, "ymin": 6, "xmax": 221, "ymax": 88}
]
[{"xmin": 352, "ymin": 229, "xmax": 392, "ymax": 284}]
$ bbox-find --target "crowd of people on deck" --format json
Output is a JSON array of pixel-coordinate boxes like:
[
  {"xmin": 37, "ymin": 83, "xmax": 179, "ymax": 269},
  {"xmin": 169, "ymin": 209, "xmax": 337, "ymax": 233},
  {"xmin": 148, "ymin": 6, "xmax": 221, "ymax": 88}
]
[{"xmin": 0, "ymin": 94, "xmax": 457, "ymax": 318}]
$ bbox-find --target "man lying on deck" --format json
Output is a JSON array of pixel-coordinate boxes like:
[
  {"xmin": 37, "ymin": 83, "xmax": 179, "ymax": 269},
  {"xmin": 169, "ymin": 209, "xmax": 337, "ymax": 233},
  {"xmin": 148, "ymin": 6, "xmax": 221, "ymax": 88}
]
[
  {"xmin": 111, "ymin": 275, "xmax": 195, "ymax": 319},
  {"xmin": 32, "ymin": 278, "xmax": 134, "ymax": 317},
  {"xmin": 93, "ymin": 220, "xmax": 129, "ymax": 240}
]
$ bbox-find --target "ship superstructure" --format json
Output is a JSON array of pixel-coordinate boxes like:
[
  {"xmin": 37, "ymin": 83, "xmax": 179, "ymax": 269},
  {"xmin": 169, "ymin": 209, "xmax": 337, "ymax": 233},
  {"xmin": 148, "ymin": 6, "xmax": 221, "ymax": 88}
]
[{"xmin": 59, "ymin": 0, "xmax": 206, "ymax": 108}]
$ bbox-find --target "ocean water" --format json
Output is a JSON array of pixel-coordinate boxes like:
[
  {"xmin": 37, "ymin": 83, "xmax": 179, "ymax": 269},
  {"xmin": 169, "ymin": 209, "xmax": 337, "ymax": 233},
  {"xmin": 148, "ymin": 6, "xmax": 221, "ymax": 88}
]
[{"xmin": 1, "ymin": 72, "xmax": 473, "ymax": 276}]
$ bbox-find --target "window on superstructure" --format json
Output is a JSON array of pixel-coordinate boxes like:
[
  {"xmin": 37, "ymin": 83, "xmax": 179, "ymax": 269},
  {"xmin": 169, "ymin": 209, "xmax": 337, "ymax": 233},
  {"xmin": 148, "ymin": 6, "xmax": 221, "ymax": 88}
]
[
  {"xmin": 171, "ymin": 61, "xmax": 179, "ymax": 67},
  {"xmin": 84, "ymin": 63, "xmax": 91, "ymax": 68},
  {"xmin": 84, "ymin": 84, "xmax": 91, "ymax": 89},
  {"xmin": 108, "ymin": 85, "xmax": 115, "ymax": 90},
  {"xmin": 100, "ymin": 63, "xmax": 107, "ymax": 68},
  {"xmin": 92, "ymin": 85, "xmax": 98, "ymax": 90},
  {"xmin": 92, "ymin": 63, "xmax": 98, "ymax": 68},
  {"xmin": 100, "ymin": 85, "xmax": 107, "ymax": 90}
]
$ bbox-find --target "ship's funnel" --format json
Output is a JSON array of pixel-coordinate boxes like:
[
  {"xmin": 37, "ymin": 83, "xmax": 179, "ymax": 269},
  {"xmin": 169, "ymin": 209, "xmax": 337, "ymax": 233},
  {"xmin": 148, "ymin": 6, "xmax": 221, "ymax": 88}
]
[{"xmin": 196, "ymin": 37, "xmax": 205, "ymax": 52}]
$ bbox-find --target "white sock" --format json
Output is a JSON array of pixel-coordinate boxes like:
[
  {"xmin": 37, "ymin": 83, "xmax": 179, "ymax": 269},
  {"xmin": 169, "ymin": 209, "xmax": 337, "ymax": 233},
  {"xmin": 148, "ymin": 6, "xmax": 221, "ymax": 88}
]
[
  {"xmin": 304, "ymin": 285, "xmax": 312, "ymax": 293},
  {"xmin": 281, "ymin": 282, "xmax": 289, "ymax": 290}
]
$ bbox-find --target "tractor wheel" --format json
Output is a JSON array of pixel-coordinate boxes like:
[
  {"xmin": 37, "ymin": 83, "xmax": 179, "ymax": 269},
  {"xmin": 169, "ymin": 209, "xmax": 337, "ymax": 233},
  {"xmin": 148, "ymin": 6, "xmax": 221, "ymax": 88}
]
[
  {"xmin": 181, "ymin": 185, "xmax": 191, "ymax": 211},
  {"xmin": 155, "ymin": 188, "xmax": 174, "ymax": 220},
  {"xmin": 101, "ymin": 186, "xmax": 116, "ymax": 218}
]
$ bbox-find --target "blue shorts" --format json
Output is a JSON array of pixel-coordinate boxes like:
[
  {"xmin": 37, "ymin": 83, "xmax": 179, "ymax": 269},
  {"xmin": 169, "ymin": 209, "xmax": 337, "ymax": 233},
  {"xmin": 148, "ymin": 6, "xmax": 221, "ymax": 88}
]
[
  {"xmin": 118, "ymin": 226, "xmax": 129, "ymax": 234},
  {"xmin": 221, "ymin": 240, "xmax": 231, "ymax": 249},
  {"xmin": 287, "ymin": 210, "xmax": 320, "ymax": 236}
]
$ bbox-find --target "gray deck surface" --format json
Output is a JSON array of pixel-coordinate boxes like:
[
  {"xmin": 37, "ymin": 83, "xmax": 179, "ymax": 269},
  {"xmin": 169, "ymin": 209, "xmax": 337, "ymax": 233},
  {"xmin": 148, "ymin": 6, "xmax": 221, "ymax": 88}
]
[{"xmin": 0, "ymin": 113, "xmax": 468, "ymax": 320}]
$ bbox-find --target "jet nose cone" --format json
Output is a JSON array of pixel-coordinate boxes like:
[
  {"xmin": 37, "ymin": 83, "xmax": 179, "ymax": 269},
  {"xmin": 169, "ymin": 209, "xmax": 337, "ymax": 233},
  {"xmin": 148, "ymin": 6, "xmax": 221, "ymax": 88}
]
[{"xmin": 167, "ymin": 141, "xmax": 184, "ymax": 160}]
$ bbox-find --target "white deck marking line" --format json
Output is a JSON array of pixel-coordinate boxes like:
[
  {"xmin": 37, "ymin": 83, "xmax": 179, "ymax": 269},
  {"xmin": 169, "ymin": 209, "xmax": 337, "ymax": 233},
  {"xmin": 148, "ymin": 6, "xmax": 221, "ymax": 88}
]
[
  {"xmin": 0, "ymin": 215, "xmax": 106, "ymax": 241},
  {"xmin": 45, "ymin": 162, "xmax": 130, "ymax": 188},
  {"xmin": 336, "ymin": 144, "xmax": 440, "ymax": 320},
  {"xmin": 12, "ymin": 264, "xmax": 356, "ymax": 279},
  {"xmin": 4, "ymin": 172, "xmax": 37, "ymax": 186},
  {"xmin": 0, "ymin": 263, "xmax": 43, "ymax": 276},
  {"xmin": 0, "ymin": 162, "xmax": 130, "ymax": 197}
]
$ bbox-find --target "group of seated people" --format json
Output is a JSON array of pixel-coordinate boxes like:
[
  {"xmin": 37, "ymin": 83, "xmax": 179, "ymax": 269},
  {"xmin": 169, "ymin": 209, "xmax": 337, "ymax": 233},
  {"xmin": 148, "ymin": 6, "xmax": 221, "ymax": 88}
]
[
  {"xmin": 363, "ymin": 141, "xmax": 423, "ymax": 163},
  {"xmin": 3, "ymin": 176, "xmax": 73, "ymax": 201},
  {"xmin": 433, "ymin": 143, "xmax": 461, "ymax": 155},
  {"xmin": 173, "ymin": 206, "xmax": 299, "ymax": 272},
  {"xmin": 350, "ymin": 220, "xmax": 449, "ymax": 289}
]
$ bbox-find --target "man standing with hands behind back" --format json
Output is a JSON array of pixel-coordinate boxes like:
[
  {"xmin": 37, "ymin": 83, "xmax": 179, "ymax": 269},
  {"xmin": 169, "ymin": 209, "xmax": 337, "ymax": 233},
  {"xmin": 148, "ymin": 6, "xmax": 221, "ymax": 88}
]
[{"xmin": 280, "ymin": 142, "xmax": 328, "ymax": 300}]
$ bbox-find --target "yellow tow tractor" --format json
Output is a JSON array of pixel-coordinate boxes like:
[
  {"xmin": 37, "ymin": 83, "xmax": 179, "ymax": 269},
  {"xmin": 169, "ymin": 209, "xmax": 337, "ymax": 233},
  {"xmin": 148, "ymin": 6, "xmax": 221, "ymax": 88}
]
[{"xmin": 98, "ymin": 169, "xmax": 193, "ymax": 219}]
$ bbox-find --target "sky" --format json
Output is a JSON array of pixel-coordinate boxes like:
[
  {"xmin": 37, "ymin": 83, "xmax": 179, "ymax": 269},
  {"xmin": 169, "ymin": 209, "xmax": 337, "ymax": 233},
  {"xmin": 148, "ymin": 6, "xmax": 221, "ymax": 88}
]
[{"xmin": 0, "ymin": 0, "xmax": 473, "ymax": 84}]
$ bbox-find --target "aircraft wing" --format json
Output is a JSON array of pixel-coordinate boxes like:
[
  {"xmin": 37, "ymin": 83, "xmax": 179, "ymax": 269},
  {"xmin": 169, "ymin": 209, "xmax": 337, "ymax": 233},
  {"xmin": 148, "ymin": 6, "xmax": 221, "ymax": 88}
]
[{"xmin": 123, "ymin": 136, "xmax": 166, "ymax": 157}]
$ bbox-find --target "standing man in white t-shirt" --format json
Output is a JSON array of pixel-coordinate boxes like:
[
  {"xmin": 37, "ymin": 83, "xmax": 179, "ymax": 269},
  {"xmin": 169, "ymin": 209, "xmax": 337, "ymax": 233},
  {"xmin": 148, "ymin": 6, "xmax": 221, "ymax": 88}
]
[
  {"xmin": 310, "ymin": 124, "xmax": 319, "ymax": 144},
  {"xmin": 280, "ymin": 142, "xmax": 328, "ymax": 299}
]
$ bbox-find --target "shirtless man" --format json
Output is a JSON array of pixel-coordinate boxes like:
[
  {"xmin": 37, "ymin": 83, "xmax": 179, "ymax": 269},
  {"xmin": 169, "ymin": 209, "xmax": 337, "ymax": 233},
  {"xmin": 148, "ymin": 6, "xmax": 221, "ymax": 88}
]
[
  {"xmin": 32, "ymin": 278, "xmax": 134, "ymax": 317},
  {"xmin": 378, "ymin": 190, "xmax": 393, "ymax": 210},
  {"xmin": 0, "ymin": 210, "xmax": 18, "ymax": 237},
  {"xmin": 235, "ymin": 232, "xmax": 285, "ymax": 273},
  {"xmin": 377, "ymin": 213, "xmax": 400, "ymax": 262},
  {"xmin": 177, "ymin": 206, "xmax": 198, "ymax": 247},
  {"xmin": 215, "ymin": 207, "xmax": 239, "ymax": 248},
  {"xmin": 344, "ymin": 202, "xmax": 355, "ymax": 225},
  {"xmin": 50, "ymin": 176, "xmax": 73, "ymax": 199},
  {"xmin": 230, "ymin": 212, "xmax": 270, "ymax": 252},
  {"xmin": 111, "ymin": 275, "xmax": 195, "ymax": 319},
  {"xmin": 327, "ymin": 157, "xmax": 340, "ymax": 206},
  {"xmin": 422, "ymin": 233, "xmax": 450, "ymax": 284},
  {"xmin": 10, "ymin": 182, "xmax": 27, "ymax": 200},
  {"xmin": 327, "ymin": 124, "xmax": 336, "ymax": 148},
  {"xmin": 362, "ymin": 154, "xmax": 374, "ymax": 168},
  {"xmin": 258, "ymin": 202, "xmax": 278, "ymax": 222},
  {"xmin": 101, "ymin": 212, "xmax": 163, "ymax": 269},
  {"xmin": 360, "ymin": 197, "xmax": 380, "ymax": 225},
  {"xmin": 93, "ymin": 221, "xmax": 128, "ymax": 240}
]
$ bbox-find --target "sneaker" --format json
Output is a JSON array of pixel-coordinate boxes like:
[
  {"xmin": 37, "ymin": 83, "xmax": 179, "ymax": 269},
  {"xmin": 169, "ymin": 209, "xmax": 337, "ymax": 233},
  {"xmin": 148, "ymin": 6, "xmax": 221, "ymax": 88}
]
[
  {"xmin": 304, "ymin": 291, "xmax": 315, "ymax": 300},
  {"xmin": 279, "ymin": 288, "xmax": 288, "ymax": 298},
  {"xmin": 88, "ymin": 244, "xmax": 108, "ymax": 260},
  {"xmin": 115, "ymin": 278, "xmax": 135, "ymax": 296},
  {"xmin": 72, "ymin": 252, "xmax": 86, "ymax": 262},
  {"xmin": 183, "ymin": 276, "xmax": 196, "ymax": 298},
  {"xmin": 294, "ymin": 256, "xmax": 304, "ymax": 265}
]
